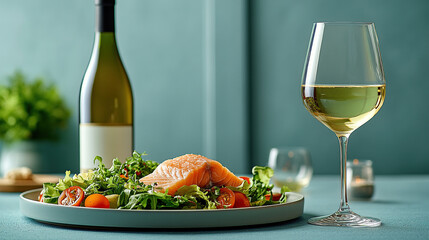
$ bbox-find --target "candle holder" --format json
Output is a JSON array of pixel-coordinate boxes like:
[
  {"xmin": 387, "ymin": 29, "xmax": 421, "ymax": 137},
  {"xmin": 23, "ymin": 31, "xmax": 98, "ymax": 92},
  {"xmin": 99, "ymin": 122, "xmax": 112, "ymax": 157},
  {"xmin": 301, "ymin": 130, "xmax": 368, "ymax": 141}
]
[{"xmin": 347, "ymin": 159, "xmax": 374, "ymax": 200}]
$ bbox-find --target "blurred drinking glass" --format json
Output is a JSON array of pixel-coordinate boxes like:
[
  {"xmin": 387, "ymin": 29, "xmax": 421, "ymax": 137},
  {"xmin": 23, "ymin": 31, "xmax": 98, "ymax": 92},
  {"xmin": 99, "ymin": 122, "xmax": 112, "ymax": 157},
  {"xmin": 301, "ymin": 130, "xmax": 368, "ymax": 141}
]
[{"xmin": 268, "ymin": 147, "xmax": 313, "ymax": 192}]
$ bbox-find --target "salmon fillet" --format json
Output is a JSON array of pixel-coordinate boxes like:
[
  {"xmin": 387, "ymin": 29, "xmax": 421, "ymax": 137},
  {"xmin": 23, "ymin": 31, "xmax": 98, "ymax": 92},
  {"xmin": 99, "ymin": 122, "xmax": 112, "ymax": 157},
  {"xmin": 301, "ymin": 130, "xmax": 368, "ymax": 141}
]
[{"xmin": 139, "ymin": 154, "xmax": 244, "ymax": 195}]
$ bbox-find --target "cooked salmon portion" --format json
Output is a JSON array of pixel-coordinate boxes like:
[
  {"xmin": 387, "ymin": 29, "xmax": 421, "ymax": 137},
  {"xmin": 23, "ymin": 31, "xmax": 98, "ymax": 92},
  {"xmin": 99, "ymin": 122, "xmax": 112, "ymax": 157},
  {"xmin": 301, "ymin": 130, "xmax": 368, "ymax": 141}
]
[{"xmin": 139, "ymin": 154, "xmax": 243, "ymax": 195}]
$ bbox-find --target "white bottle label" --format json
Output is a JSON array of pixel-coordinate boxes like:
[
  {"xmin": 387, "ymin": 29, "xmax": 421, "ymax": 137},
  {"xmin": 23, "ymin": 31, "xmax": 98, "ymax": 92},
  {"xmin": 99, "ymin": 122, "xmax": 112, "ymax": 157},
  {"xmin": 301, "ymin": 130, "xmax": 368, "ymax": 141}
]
[{"xmin": 80, "ymin": 124, "xmax": 132, "ymax": 172}]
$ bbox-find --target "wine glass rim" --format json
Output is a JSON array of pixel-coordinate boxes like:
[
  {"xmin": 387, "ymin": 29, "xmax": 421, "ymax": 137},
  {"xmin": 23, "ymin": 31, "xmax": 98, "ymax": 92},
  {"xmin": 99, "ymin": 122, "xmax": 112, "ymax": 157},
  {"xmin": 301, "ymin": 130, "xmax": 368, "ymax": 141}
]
[{"xmin": 315, "ymin": 22, "xmax": 374, "ymax": 25}]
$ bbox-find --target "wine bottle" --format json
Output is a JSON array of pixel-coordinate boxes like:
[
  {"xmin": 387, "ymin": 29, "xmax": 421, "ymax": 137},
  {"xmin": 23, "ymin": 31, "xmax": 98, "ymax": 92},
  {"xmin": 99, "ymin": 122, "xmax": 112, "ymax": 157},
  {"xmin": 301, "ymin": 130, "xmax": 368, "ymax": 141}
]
[{"xmin": 79, "ymin": 0, "xmax": 133, "ymax": 172}]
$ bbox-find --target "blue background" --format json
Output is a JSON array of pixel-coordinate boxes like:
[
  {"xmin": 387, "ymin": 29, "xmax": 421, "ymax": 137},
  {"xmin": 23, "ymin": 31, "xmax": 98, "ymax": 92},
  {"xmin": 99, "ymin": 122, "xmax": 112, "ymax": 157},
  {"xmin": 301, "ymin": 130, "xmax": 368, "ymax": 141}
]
[{"xmin": 0, "ymin": 0, "xmax": 428, "ymax": 175}]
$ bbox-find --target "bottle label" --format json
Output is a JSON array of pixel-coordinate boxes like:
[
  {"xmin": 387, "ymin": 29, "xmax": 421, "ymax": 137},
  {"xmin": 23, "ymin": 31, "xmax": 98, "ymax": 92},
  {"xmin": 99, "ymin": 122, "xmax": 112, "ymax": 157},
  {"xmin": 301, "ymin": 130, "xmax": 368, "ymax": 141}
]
[{"xmin": 80, "ymin": 124, "xmax": 132, "ymax": 172}]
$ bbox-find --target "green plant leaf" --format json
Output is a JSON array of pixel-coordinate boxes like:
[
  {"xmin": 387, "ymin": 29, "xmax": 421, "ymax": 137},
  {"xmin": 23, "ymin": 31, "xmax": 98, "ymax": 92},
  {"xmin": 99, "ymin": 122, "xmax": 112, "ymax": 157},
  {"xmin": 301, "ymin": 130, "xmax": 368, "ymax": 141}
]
[{"xmin": 0, "ymin": 71, "xmax": 70, "ymax": 142}]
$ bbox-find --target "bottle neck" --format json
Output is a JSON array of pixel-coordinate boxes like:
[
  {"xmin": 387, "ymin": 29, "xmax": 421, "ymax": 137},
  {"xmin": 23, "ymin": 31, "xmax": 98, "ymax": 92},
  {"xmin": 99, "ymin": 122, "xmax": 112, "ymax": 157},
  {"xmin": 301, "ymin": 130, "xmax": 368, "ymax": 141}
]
[
  {"xmin": 93, "ymin": 32, "xmax": 119, "ymax": 59},
  {"xmin": 95, "ymin": 2, "xmax": 115, "ymax": 32},
  {"xmin": 95, "ymin": 32, "xmax": 116, "ymax": 45}
]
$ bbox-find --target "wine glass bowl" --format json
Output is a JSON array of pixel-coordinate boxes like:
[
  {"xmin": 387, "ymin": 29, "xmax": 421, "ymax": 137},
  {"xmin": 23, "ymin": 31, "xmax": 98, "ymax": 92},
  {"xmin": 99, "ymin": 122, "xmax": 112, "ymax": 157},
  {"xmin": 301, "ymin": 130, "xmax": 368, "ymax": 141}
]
[
  {"xmin": 301, "ymin": 22, "xmax": 385, "ymax": 227},
  {"xmin": 302, "ymin": 84, "xmax": 385, "ymax": 136}
]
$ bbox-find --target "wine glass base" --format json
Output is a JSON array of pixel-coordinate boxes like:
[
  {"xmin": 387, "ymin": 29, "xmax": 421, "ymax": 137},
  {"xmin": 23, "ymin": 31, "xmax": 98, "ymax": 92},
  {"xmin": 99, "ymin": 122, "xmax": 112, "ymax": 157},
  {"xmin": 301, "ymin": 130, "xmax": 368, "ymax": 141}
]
[{"xmin": 308, "ymin": 210, "xmax": 381, "ymax": 227}]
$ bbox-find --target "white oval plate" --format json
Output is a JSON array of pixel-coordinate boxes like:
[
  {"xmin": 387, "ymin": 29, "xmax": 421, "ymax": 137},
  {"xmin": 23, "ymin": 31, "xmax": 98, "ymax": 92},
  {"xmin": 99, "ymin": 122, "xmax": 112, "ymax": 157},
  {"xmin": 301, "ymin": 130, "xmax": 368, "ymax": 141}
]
[{"xmin": 20, "ymin": 189, "xmax": 304, "ymax": 229}]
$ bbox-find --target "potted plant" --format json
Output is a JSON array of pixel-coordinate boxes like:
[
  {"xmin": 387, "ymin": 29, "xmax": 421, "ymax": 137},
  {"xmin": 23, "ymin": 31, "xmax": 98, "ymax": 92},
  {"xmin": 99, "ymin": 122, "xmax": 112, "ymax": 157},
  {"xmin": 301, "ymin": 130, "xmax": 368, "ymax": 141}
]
[{"xmin": 0, "ymin": 71, "xmax": 70, "ymax": 176}]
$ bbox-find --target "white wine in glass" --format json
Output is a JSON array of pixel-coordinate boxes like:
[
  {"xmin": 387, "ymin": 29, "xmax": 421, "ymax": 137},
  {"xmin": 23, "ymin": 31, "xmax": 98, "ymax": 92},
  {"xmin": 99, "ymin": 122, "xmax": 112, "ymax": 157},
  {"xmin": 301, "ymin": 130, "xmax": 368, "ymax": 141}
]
[{"xmin": 301, "ymin": 22, "xmax": 385, "ymax": 227}]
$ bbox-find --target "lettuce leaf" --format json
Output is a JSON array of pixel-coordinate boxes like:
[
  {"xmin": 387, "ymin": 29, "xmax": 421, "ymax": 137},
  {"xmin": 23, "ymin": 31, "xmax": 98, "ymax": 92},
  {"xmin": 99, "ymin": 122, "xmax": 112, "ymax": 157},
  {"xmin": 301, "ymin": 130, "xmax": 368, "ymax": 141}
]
[
  {"xmin": 175, "ymin": 185, "xmax": 217, "ymax": 209},
  {"xmin": 226, "ymin": 178, "xmax": 251, "ymax": 194},
  {"xmin": 252, "ymin": 166, "xmax": 273, "ymax": 185},
  {"xmin": 40, "ymin": 182, "xmax": 60, "ymax": 203}
]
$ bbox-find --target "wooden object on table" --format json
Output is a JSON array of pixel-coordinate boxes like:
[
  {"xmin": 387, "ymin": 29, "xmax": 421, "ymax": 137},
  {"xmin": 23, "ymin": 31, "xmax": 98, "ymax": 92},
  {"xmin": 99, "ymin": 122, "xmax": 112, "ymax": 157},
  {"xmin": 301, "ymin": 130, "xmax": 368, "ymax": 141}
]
[{"xmin": 0, "ymin": 174, "xmax": 60, "ymax": 192}]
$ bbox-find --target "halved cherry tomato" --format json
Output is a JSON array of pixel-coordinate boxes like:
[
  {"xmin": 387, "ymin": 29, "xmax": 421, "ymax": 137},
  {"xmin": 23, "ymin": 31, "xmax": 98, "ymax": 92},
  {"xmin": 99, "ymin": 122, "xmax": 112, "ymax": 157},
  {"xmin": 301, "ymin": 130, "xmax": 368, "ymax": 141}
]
[
  {"xmin": 84, "ymin": 194, "xmax": 110, "ymax": 208},
  {"xmin": 216, "ymin": 188, "xmax": 235, "ymax": 209},
  {"xmin": 233, "ymin": 192, "xmax": 250, "ymax": 208},
  {"xmin": 265, "ymin": 193, "xmax": 282, "ymax": 201},
  {"xmin": 58, "ymin": 186, "xmax": 84, "ymax": 206},
  {"xmin": 239, "ymin": 176, "xmax": 251, "ymax": 184}
]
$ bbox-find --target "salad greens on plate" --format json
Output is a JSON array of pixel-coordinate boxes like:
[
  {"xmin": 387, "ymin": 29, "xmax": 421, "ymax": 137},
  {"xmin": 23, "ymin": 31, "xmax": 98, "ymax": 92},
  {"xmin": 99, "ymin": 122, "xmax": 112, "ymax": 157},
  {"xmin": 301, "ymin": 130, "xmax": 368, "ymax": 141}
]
[{"xmin": 39, "ymin": 151, "xmax": 289, "ymax": 210}]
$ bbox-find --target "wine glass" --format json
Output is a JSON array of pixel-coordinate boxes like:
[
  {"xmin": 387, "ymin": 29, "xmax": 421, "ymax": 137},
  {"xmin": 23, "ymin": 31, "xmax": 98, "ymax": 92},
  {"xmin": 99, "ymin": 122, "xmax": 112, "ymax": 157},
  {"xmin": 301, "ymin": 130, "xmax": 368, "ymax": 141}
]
[{"xmin": 301, "ymin": 22, "xmax": 385, "ymax": 227}]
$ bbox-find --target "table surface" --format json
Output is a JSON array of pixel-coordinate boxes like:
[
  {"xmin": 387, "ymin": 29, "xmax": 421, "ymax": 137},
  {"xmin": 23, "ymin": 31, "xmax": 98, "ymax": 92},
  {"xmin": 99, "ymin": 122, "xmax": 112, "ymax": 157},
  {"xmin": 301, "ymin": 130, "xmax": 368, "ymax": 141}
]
[{"xmin": 1, "ymin": 175, "xmax": 428, "ymax": 240}]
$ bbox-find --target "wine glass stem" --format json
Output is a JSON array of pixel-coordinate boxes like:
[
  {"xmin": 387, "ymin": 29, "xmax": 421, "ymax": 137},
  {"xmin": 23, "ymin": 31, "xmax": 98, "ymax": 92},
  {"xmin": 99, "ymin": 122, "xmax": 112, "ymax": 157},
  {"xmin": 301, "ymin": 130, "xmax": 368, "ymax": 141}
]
[{"xmin": 338, "ymin": 134, "xmax": 351, "ymax": 213}]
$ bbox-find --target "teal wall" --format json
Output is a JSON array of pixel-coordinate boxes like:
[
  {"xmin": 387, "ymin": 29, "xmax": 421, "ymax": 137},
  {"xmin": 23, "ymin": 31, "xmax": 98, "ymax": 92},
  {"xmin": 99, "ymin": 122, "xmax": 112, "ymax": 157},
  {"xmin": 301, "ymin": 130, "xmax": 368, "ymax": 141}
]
[
  {"xmin": 249, "ymin": 0, "xmax": 429, "ymax": 174},
  {"xmin": 0, "ymin": 0, "xmax": 428, "ymax": 175},
  {"xmin": 0, "ymin": 0, "xmax": 206, "ymax": 173}
]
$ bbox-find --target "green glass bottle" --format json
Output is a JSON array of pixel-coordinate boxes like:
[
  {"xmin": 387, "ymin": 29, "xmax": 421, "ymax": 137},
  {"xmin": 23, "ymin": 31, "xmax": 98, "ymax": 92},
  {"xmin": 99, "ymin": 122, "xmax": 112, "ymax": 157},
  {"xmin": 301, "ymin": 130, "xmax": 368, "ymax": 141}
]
[{"xmin": 79, "ymin": 0, "xmax": 133, "ymax": 172}]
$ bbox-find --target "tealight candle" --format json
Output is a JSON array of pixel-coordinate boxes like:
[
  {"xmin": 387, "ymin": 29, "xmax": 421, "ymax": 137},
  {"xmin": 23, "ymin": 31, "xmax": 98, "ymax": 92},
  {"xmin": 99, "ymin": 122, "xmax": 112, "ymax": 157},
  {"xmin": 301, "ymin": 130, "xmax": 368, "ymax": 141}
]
[{"xmin": 347, "ymin": 159, "xmax": 374, "ymax": 200}]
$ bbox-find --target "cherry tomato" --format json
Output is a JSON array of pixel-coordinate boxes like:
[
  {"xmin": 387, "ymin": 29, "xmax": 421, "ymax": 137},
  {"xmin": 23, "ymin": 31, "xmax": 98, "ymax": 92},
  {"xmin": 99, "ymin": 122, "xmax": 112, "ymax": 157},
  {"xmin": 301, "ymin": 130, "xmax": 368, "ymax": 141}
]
[
  {"xmin": 239, "ymin": 176, "xmax": 251, "ymax": 184},
  {"xmin": 233, "ymin": 192, "xmax": 250, "ymax": 208},
  {"xmin": 265, "ymin": 193, "xmax": 282, "ymax": 201},
  {"xmin": 84, "ymin": 194, "xmax": 110, "ymax": 208},
  {"xmin": 58, "ymin": 186, "xmax": 85, "ymax": 206},
  {"xmin": 216, "ymin": 188, "xmax": 235, "ymax": 209}
]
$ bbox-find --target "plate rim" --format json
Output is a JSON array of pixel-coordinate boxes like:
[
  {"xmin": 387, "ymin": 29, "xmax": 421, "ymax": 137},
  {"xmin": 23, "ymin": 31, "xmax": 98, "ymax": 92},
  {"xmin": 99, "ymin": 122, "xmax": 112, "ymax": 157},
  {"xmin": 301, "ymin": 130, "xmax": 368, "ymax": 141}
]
[{"xmin": 20, "ymin": 188, "xmax": 304, "ymax": 228}]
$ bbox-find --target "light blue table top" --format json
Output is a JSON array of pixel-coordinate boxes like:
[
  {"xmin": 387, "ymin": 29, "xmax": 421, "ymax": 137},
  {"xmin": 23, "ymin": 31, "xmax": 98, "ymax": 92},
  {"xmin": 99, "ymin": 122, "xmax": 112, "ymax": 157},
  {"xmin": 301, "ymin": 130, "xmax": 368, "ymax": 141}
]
[{"xmin": 1, "ymin": 175, "xmax": 428, "ymax": 240}]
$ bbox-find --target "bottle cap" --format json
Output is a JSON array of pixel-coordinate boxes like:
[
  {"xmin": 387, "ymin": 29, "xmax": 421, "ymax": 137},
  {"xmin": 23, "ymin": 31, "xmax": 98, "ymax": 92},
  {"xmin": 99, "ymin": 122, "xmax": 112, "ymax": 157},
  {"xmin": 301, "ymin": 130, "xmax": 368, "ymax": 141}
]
[{"xmin": 95, "ymin": 0, "xmax": 115, "ymax": 6}]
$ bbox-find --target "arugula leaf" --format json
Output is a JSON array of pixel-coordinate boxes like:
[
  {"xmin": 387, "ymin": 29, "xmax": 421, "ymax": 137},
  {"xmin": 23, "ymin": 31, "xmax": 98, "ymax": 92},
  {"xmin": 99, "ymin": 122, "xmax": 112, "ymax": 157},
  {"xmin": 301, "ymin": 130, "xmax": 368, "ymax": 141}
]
[
  {"xmin": 279, "ymin": 186, "xmax": 290, "ymax": 203},
  {"xmin": 248, "ymin": 166, "xmax": 275, "ymax": 206},
  {"xmin": 118, "ymin": 189, "xmax": 187, "ymax": 210},
  {"xmin": 118, "ymin": 185, "xmax": 218, "ymax": 210}
]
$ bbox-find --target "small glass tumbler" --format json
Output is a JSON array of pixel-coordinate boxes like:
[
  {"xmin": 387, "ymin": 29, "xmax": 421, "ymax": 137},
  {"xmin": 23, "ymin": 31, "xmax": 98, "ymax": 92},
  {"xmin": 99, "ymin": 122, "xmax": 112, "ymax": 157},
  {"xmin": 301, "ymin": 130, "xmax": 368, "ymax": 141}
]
[
  {"xmin": 268, "ymin": 147, "xmax": 313, "ymax": 192},
  {"xmin": 347, "ymin": 159, "xmax": 374, "ymax": 200}
]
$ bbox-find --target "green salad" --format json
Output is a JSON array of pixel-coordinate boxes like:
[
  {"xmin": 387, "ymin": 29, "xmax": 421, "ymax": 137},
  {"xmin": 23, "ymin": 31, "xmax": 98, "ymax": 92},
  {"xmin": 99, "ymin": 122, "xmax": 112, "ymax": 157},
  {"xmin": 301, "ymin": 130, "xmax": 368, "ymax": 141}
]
[{"xmin": 39, "ymin": 151, "xmax": 289, "ymax": 210}]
